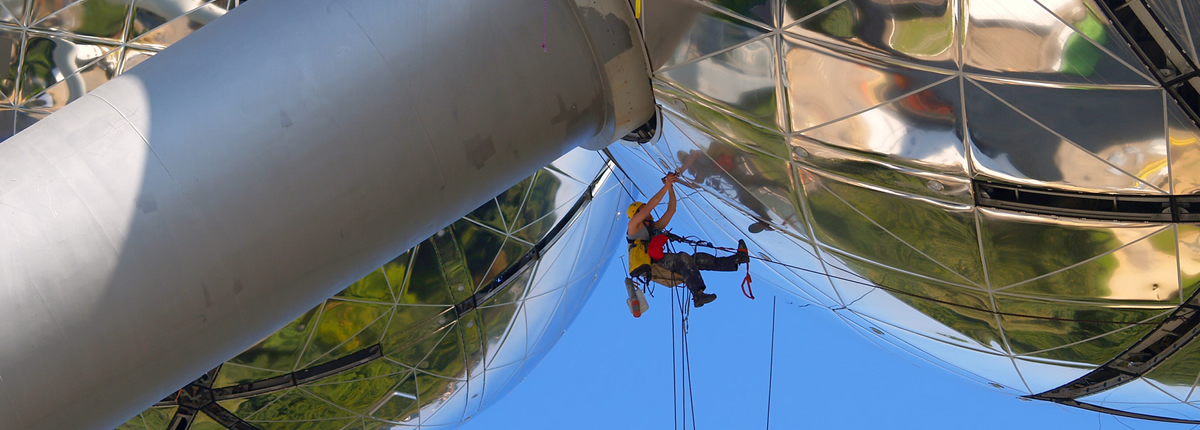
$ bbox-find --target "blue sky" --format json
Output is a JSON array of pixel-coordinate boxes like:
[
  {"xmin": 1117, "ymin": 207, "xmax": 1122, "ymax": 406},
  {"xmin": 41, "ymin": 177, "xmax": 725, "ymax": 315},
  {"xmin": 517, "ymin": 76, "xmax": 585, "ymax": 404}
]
[
  {"xmin": 459, "ymin": 246, "xmax": 1196, "ymax": 430},
  {"xmin": 455, "ymin": 133, "xmax": 1195, "ymax": 430}
]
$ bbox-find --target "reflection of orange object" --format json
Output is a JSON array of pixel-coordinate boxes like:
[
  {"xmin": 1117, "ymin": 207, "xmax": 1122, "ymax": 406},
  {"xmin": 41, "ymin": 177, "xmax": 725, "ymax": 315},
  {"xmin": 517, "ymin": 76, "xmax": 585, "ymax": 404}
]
[
  {"xmin": 893, "ymin": 73, "xmax": 954, "ymax": 118},
  {"xmin": 797, "ymin": 168, "xmax": 816, "ymax": 184},
  {"xmin": 902, "ymin": 90, "xmax": 954, "ymax": 116}
]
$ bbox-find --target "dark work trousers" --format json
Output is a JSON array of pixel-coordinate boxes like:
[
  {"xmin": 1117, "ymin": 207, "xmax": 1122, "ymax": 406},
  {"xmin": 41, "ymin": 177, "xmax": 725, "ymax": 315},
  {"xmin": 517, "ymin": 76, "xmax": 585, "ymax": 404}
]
[{"xmin": 654, "ymin": 251, "xmax": 740, "ymax": 295}]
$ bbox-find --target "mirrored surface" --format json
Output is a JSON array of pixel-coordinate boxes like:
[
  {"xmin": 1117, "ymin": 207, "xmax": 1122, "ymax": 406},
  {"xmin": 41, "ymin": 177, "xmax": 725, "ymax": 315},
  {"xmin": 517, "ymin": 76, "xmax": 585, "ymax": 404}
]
[
  {"xmin": 638, "ymin": 0, "xmax": 1200, "ymax": 422},
  {"xmin": 134, "ymin": 148, "xmax": 627, "ymax": 429},
  {"xmin": 21, "ymin": 0, "xmax": 1200, "ymax": 426}
]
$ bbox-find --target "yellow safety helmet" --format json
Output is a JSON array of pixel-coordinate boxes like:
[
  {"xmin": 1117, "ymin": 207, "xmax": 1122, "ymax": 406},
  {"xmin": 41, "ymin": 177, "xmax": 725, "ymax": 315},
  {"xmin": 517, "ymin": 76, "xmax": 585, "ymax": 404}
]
[{"xmin": 627, "ymin": 202, "xmax": 645, "ymax": 218}]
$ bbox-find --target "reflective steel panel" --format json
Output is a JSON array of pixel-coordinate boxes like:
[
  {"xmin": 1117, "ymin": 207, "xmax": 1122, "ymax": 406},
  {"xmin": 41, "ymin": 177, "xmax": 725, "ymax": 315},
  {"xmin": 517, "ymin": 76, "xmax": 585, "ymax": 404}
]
[
  {"xmin": 635, "ymin": 0, "xmax": 1200, "ymax": 422},
  {"xmin": 133, "ymin": 148, "xmax": 627, "ymax": 429}
]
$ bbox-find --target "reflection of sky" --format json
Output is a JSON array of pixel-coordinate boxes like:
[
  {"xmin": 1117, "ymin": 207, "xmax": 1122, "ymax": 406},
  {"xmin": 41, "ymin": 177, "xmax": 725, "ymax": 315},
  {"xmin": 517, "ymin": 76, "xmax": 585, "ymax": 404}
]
[
  {"xmin": 458, "ymin": 141, "xmax": 1196, "ymax": 429},
  {"xmin": 458, "ymin": 248, "xmax": 1187, "ymax": 430}
]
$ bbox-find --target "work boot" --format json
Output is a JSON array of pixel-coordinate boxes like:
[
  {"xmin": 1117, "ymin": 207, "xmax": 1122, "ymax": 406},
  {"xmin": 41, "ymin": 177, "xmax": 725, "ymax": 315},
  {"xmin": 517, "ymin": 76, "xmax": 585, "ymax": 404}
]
[
  {"xmin": 693, "ymin": 292, "xmax": 717, "ymax": 308},
  {"xmin": 736, "ymin": 239, "xmax": 749, "ymax": 264}
]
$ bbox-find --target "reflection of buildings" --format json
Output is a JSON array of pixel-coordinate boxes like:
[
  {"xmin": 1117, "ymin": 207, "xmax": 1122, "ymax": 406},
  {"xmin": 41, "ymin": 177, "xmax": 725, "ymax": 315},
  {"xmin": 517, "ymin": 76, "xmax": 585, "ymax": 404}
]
[{"xmin": 7, "ymin": 0, "xmax": 1200, "ymax": 428}]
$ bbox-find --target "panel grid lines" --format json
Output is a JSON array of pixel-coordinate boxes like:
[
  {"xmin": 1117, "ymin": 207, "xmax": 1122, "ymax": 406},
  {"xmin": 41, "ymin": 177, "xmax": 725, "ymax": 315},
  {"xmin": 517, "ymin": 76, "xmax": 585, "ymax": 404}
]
[{"xmin": 968, "ymin": 77, "xmax": 1169, "ymax": 193}]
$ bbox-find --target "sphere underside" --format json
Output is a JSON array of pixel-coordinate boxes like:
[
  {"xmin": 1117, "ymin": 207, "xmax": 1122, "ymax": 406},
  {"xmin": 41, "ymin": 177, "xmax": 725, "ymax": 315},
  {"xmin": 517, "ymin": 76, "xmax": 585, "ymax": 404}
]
[{"xmin": 623, "ymin": 0, "xmax": 1200, "ymax": 423}]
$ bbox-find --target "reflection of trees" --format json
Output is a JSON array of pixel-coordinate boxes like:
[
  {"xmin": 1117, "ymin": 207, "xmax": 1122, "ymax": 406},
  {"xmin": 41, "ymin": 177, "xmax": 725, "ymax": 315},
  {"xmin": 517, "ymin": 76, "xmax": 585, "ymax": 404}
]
[
  {"xmin": 805, "ymin": 175, "xmax": 1164, "ymax": 363},
  {"xmin": 1145, "ymin": 340, "xmax": 1200, "ymax": 386},
  {"xmin": 147, "ymin": 166, "xmax": 565, "ymax": 428},
  {"xmin": 226, "ymin": 307, "xmax": 319, "ymax": 372}
]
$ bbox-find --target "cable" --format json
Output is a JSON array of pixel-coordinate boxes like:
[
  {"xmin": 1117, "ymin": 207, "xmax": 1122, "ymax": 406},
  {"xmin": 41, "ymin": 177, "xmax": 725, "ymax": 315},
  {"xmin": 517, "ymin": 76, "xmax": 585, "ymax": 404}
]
[
  {"xmin": 666, "ymin": 237, "xmax": 1178, "ymax": 327},
  {"xmin": 602, "ymin": 147, "xmax": 649, "ymax": 202},
  {"xmin": 671, "ymin": 285, "xmax": 679, "ymax": 430},
  {"xmin": 766, "ymin": 296, "xmax": 776, "ymax": 430},
  {"xmin": 676, "ymin": 284, "xmax": 697, "ymax": 430}
]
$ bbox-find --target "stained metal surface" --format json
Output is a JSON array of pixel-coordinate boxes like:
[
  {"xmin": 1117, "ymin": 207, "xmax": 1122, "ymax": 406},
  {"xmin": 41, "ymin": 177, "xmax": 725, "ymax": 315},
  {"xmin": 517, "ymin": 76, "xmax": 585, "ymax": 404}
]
[{"xmin": 0, "ymin": 0, "xmax": 650, "ymax": 428}]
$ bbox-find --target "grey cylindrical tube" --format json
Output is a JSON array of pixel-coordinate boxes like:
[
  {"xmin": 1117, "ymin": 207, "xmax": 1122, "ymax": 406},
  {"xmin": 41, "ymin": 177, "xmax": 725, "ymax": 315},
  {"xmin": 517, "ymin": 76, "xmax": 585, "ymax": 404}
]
[{"xmin": 0, "ymin": 0, "xmax": 650, "ymax": 428}]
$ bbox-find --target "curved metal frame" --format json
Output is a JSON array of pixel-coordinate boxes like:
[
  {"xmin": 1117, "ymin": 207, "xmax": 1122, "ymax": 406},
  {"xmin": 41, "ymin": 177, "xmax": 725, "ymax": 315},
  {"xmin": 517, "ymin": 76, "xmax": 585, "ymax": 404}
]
[{"xmin": 149, "ymin": 161, "xmax": 613, "ymax": 430}]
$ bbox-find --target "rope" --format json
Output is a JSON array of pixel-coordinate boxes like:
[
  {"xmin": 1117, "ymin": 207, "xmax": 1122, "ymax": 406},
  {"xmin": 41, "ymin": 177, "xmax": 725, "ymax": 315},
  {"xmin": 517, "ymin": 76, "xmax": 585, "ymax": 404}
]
[
  {"xmin": 668, "ymin": 237, "xmax": 1179, "ymax": 327},
  {"xmin": 678, "ymin": 287, "xmax": 697, "ymax": 430},
  {"xmin": 766, "ymin": 296, "xmax": 776, "ymax": 430},
  {"xmin": 669, "ymin": 278, "xmax": 697, "ymax": 430},
  {"xmin": 670, "ymin": 286, "xmax": 678, "ymax": 430}
]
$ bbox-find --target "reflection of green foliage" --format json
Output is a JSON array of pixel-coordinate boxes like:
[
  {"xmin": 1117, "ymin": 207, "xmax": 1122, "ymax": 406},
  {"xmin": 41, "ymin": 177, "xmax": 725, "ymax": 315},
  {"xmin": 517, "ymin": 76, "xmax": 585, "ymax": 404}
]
[
  {"xmin": 708, "ymin": 0, "xmax": 771, "ymax": 23},
  {"xmin": 809, "ymin": 179, "xmax": 983, "ymax": 285},
  {"xmin": 737, "ymin": 86, "xmax": 777, "ymax": 120},
  {"xmin": 657, "ymin": 57, "xmax": 780, "ymax": 133},
  {"xmin": 807, "ymin": 171, "xmax": 1169, "ymax": 362},
  {"xmin": 115, "ymin": 406, "xmax": 176, "ymax": 430},
  {"xmin": 1004, "ymin": 306, "xmax": 1158, "ymax": 365},
  {"xmin": 1060, "ymin": 12, "xmax": 1107, "ymax": 77},
  {"xmin": 227, "ymin": 306, "xmax": 319, "ymax": 372},
  {"xmin": 1146, "ymin": 338, "xmax": 1200, "ymax": 386},
  {"xmin": 982, "ymin": 220, "xmax": 1119, "ymax": 295},
  {"xmin": 381, "ymin": 306, "xmax": 453, "ymax": 356},
  {"xmin": 73, "ymin": 0, "xmax": 128, "ymax": 38},
  {"xmin": 808, "ymin": 2, "xmax": 855, "ymax": 38},
  {"xmin": 19, "ymin": 38, "xmax": 56, "ymax": 98},
  {"xmin": 192, "ymin": 163, "xmax": 581, "ymax": 426},
  {"xmin": 803, "ymin": 156, "xmax": 970, "ymax": 204},
  {"xmin": 513, "ymin": 171, "xmax": 562, "ymax": 231},
  {"xmin": 247, "ymin": 391, "xmax": 351, "ymax": 424},
  {"xmin": 846, "ymin": 257, "xmax": 1005, "ymax": 347},
  {"xmin": 419, "ymin": 324, "xmax": 466, "ymax": 376},
  {"xmin": 219, "ymin": 391, "xmax": 287, "ymax": 418},
  {"xmin": 213, "ymin": 364, "xmax": 284, "ymax": 388},
  {"xmin": 337, "ymin": 269, "xmax": 392, "ymax": 302},
  {"xmin": 891, "ymin": 14, "xmax": 953, "ymax": 56},
  {"xmin": 304, "ymin": 360, "xmax": 409, "ymax": 413},
  {"xmin": 453, "ymin": 220, "xmax": 506, "ymax": 289},
  {"xmin": 657, "ymin": 84, "xmax": 788, "ymax": 159},
  {"xmin": 300, "ymin": 300, "xmax": 388, "ymax": 367},
  {"xmin": 369, "ymin": 373, "xmax": 418, "ymax": 422},
  {"xmin": 415, "ymin": 373, "xmax": 459, "ymax": 418},
  {"xmin": 785, "ymin": 0, "xmax": 836, "ymax": 22},
  {"xmin": 402, "ymin": 244, "xmax": 453, "ymax": 304},
  {"xmin": 190, "ymin": 413, "xmax": 228, "ymax": 430}
]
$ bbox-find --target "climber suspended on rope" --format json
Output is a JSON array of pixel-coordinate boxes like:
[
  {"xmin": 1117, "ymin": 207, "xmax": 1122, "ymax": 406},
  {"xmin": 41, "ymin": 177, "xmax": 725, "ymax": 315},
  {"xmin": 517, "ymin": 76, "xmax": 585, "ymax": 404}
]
[{"xmin": 627, "ymin": 171, "xmax": 748, "ymax": 308}]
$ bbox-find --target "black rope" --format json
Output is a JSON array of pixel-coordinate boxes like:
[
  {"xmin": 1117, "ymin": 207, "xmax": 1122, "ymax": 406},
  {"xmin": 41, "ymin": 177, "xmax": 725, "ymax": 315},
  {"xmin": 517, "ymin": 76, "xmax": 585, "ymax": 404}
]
[
  {"xmin": 665, "ymin": 236, "xmax": 1179, "ymax": 327},
  {"xmin": 671, "ymin": 286, "xmax": 679, "ymax": 430},
  {"xmin": 766, "ymin": 296, "xmax": 776, "ymax": 430},
  {"xmin": 677, "ymin": 286, "xmax": 697, "ymax": 430}
]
